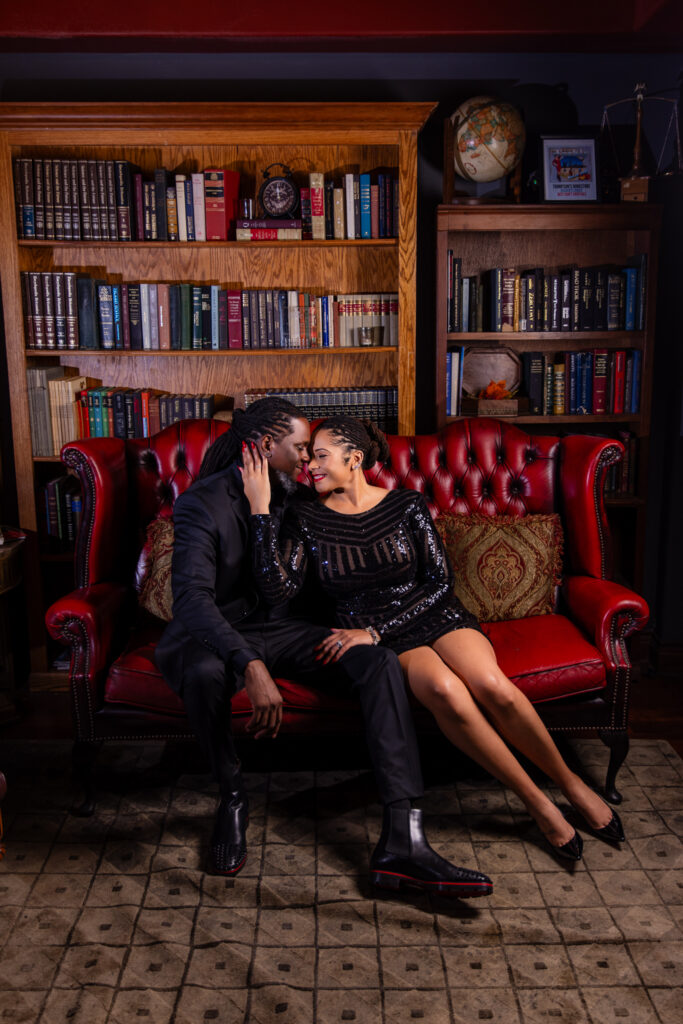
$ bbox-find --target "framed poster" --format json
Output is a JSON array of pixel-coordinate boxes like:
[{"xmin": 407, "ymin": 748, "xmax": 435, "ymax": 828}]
[{"xmin": 541, "ymin": 136, "xmax": 599, "ymax": 202}]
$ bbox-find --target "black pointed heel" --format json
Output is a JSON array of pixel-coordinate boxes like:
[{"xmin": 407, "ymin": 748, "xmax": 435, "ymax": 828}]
[
  {"xmin": 575, "ymin": 807, "xmax": 625, "ymax": 844},
  {"xmin": 542, "ymin": 828, "xmax": 583, "ymax": 862}
]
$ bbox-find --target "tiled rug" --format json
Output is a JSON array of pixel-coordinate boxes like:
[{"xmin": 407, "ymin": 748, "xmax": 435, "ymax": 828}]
[{"xmin": 1, "ymin": 738, "xmax": 682, "ymax": 1023}]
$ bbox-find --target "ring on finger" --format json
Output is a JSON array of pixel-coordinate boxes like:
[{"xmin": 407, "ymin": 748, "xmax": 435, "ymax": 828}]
[{"xmin": 335, "ymin": 640, "xmax": 343, "ymax": 650}]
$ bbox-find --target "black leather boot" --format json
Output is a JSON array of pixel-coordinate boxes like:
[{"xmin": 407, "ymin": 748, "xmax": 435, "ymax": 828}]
[
  {"xmin": 370, "ymin": 807, "xmax": 492, "ymax": 898},
  {"xmin": 208, "ymin": 790, "xmax": 249, "ymax": 875}
]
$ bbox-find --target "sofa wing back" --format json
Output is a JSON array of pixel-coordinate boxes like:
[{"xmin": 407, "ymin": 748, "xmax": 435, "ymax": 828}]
[{"xmin": 62, "ymin": 419, "xmax": 228, "ymax": 588}]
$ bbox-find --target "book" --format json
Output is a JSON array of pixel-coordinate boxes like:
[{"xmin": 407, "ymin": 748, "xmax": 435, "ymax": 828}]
[
  {"xmin": 191, "ymin": 172, "xmax": 206, "ymax": 241},
  {"xmin": 234, "ymin": 227, "xmax": 302, "ymax": 240},
  {"xmin": 204, "ymin": 168, "xmax": 240, "ymax": 240},
  {"xmin": 76, "ymin": 277, "xmax": 99, "ymax": 349},
  {"xmin": 309, "ymin": 172, "xmax": 326, "ymax": 240}
]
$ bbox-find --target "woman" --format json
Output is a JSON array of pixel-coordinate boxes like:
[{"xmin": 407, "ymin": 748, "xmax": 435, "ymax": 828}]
[{"xmin": 242, "ymin": 417, "xmax": 624, "ymax": 859}]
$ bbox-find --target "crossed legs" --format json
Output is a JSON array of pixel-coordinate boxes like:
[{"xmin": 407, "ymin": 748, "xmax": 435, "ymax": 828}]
[{"xmin": 400, "ymin": 629, "xmax": 612, "ymax": 847}]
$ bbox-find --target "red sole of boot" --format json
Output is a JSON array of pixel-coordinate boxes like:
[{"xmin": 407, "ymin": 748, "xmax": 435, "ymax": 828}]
[{"xmin": 370, "ymin": 869, "xmax": 492, "ymax": 898}]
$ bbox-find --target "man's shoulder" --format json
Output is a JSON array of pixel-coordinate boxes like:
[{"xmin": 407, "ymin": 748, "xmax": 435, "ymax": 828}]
[{"xmin": 175, "ymin": 469, "xmax": 240, "ymax": 512}]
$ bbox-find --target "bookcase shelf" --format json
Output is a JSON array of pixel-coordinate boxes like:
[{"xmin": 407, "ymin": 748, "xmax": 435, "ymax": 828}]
[
  {"xmin": 436, "ymin": 203, "xmax": 661, "ymax": 591},
  {"xmin": 0, "ymin": 101, "xmax": 435, "ymax": 678},
  {"xmin": 26, "ymin": 346, "xmax": 398, "ymax": 357},
  {"xmin": 18, "ymin": 239, "xmax": 399, "ymax": 249}
]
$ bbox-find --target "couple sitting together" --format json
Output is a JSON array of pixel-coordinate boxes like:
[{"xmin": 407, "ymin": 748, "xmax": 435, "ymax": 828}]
[{"xmin": 155, "ymin": 397, "xmax": 624, "ymax": 897}]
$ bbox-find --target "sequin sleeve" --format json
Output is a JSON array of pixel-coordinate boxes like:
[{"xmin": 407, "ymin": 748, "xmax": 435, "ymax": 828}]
[
  {"xmin": 372, "ymin": 494, "xmax": 454, "ymax": 639},
  {"xmin": 250, "ymin": 509, "xmax": 308, "ymax": 604}
]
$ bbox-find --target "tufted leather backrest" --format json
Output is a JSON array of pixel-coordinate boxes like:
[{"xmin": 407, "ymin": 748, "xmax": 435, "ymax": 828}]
[
  {"xmin": 368, "ymin": 419, "xmax": 559, "ymax": 518},
  {"xmin": 66, "ymin": 416, "xmax": 618, "ymax": 588}
]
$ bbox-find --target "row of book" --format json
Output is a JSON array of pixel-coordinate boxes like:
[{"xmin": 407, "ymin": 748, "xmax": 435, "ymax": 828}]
[
  {"xmin": 520, "ymin": 349, "xmax": 641, "ymax": 416},
  {"xmin": 13, "ymin": 157, "xmax": 400, "ymax": 242},
  {"xmin": 13, "ymin": 158, "xmax": 239, "ymax": 243},
  {"xmin": 27, "ymin": 367, "xmax": 232, "ymax": 457},
  {"xmin": 244, "ymin": 387, "xmax": 398, "ymax": 434},
  {"xmin": 38, "ymin": 475, "xmax": 82, "ymax": 551},
  {"xmin": 446, "ymin": 256, "xmax": 647, "ymax": 333},
  {"xmin": 21, "ymin": 272, "xmax": 398, "ymax": 352},
  {"xmin": 446, "ymin": 348, "xmax": 641, "ymax": 420}
]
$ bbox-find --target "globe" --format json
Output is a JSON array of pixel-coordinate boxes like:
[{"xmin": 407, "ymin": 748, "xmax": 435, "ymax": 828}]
[{"xmin": 451, "ymin": 96, "xmax": 526, "ymax": 183}]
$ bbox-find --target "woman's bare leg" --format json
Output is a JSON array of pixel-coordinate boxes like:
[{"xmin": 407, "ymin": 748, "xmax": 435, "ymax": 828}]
[
  {"xmin": 432, "ymin": 629, "xmax": 612, "ymax": 829},
  {"xmin": 399, "ymin": 646, "xmax": 575, "ymax": 846}
]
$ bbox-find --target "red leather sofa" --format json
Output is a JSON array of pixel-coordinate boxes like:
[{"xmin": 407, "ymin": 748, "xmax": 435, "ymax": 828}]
[{"xmin": 46, "ymin": 418, "xmax": 649, "ymax": 813}]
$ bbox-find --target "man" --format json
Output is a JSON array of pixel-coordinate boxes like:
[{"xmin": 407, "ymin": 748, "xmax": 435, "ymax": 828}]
[{"xmin": 156, "ymin": 398, "xmax": 491, "ymax": 898}]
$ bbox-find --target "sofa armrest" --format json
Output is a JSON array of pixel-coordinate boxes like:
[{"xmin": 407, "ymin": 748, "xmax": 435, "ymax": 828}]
[
  {"xmin": 563, "ymin": 575, "xmax": 649, "ymax": 672},
  {"xmin": 61, "ymin": 438, "xmax": 128, "ymax": 588},
  {"xmin": 46, "ymin": 583, "xmax": 134, "ymax": 741}
]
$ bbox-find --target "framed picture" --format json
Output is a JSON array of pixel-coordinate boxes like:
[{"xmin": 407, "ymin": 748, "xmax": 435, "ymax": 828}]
[{"xmin": 540, "ymin": 136, "xmax": 599, "ymax": 202}]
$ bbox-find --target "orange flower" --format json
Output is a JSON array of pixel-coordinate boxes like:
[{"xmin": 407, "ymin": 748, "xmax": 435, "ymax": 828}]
[{"xmin": 479, "ymin": 379, "xmax": 513, "ymax": 399}]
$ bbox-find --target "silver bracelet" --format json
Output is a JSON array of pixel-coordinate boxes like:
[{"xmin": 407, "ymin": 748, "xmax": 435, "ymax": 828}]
[{"xmin": 364, "ymin": 626, "xmax": 381, "ymax": 645}]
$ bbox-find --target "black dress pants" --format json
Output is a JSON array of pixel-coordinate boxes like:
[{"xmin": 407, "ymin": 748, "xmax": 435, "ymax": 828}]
[{"xmin": 177, "ymin": 618, "xmax": 424, "ymax": 806}]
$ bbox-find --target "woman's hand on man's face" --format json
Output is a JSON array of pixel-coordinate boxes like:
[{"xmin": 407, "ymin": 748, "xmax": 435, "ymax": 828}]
[{"xmin": 240, "ymin": 441, "xmax": 271, "ymax": 515}]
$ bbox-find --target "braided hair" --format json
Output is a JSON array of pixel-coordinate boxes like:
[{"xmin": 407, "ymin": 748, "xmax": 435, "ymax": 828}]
[
  {"xmin": 199, "ymin": 397, "xmax": 304, "ymax": 478},
  {"xmin": 312, "ymin": 417, "xmax": 390, "ymax": 470}
]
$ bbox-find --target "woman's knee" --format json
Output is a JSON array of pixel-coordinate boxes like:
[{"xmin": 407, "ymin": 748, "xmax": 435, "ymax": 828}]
[
  {"xmin": 415, "ymin": 671, "xmax": 472, "ymax": 721},
  {"xmin": 470, "ymin": 670, "xmax": 518, "ymax": 712}
]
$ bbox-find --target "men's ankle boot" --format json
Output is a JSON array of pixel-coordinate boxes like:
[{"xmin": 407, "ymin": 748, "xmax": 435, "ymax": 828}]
[
  {"xmin": 370, "ymin": 807, "xmax": 492, "ymax": 898},
  {"xmin": 208, "ymin": 789, "xmax": 249, "ymax": 875}
]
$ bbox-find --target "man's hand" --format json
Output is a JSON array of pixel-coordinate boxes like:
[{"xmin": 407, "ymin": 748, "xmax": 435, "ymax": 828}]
[
  {"xmin": 315, "ymin": 628, "xmax": 374, "ymax": 664},
  {"xmin": 243, "ymin": 659, "xmax": 283, "ymax": 739},
  {"xmin": 240, "ymin": 442, "xmax": 271, "ymax": 515}
]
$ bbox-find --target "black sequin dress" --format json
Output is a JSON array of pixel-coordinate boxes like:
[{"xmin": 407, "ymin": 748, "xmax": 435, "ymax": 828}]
[{"xmin": 250, "ymin": 489, "xmax": 481, "ymax": 655}]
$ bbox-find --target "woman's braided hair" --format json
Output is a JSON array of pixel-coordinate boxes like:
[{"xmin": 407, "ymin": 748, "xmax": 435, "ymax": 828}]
[
  {"xmin": 199, "ymin": 397, "xmax": 304, "ymax": 478},
  {"xmin": 312, "ymin": 417, "xmax": 390, "ymax": 470}
]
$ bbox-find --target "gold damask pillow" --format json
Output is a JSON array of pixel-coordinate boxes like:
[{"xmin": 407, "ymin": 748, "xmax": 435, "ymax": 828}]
[
  {"xmin": 135, "ymin": 516, "xmax": 174, "ymax": 622},
  {"xmin": 435, "ymin": 513, "xmax": 563, "ymax": 623}
]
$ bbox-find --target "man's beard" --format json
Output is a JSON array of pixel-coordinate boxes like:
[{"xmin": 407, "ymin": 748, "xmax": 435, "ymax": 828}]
[{"xmin": 271, "ymin": 469, "xmax": 298, "ymax": 497}]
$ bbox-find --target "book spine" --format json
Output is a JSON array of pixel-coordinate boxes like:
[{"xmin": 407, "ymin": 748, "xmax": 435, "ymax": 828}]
[
  {"xmin": 184, "ymin": 178, "xmax": 196, "ymax": 241},
  {"xmin": 175, "ymin": 176, "xmax": 188, "ymax": 242},
  {"xmin": 226, "ymin": 290, "xmax": 242, "ymax": 349},
  {"xmin": 210, "ymin": 284, "xmax": 220, "ymax": 350},
  {"xmin": 553, "ymin": 361, "xmax": 565, "ymax": 415},
  {"xmin": 309, "ymin": 171, "xmax": 326, "ymax": 240},
  {"xmin": 97, "ymin": 282, "xmax": 115, "ymax": 350},
  {"xmin": 359, "ymin": 173, "xmax": 371, "ymax": 239},
  {"xmin": 33, "ymin": 158, "xmax": 45, "ymax": 239},
  {"xmin": 201, "ymin": 286, "xmax": 211, "ymax": 349},
  {"xmin": 594, "ymin": 267, "xmax": 607, "ymax": 331},
  {"xmin": 612, "ymin": 350, "xmax": 626, "ymax": 414},
  {"xmin": 105, "ymin": 161, "xmax": 118, "ymax": 239},
  {"xmin": 87, "ymin": 160, "xmax": 101, "ymax": 240},
  {"xmin": 96, "ymin": 160, "xmax": 110, "ymax": 239},
  {"xmin": 166, "ymin": 186, "xmax": 179, "ymax": 241},
  {"xmin": 148, "ymin": 283, "xmax": 160, "ymax": 349},
  {"xmin": 157, "ymin": 283, "xmax": 171, "ymax": 350},
  {"xmin": 63, "ymin": 273, "xmax": 79, "ymax": 349},
  {"xmin": 77, "ymin": 277, "xmax": 99, "ymax": 349},
  {"xmin": 114, "ymin": 161, "xmax": 132, "ymax": 240},
  {"xmin": 191, "ymin": 286, "xmax": 202, "ymax": 350},
  {"xmin": 43, "ymin": 158, "xmax": 55, "ymax": 239},
  {"xmin": 203, "ymin": 169, "xmax": 226, "ymax": 240},
  {"xmin": 52, "ymin": 272, "xmax": 67, "ymax": 349},
  {"xmin": 501, "ymin": 269, "xmax": 515, "ymax": 332},
  {"xmin": 121, "ymin": 283, "xmax": 131, "ymax": 350},
  {"xmin": 154, "ymin": 168, "xmax": 169, "ymax": 241},
  {"xmin": 52, "ymin": 159, "xmax": 64, "ymax": 240},
  {"xmin": 41, "ymin": 272, "xmax": 56, "ymax": 349},
  {"xmin": 234, "ymin": 228, "xmax": 302, "ymax": 240},
  {"xmin": 218, "ymin": 288, "xmax": 228, "ymax": 350}
]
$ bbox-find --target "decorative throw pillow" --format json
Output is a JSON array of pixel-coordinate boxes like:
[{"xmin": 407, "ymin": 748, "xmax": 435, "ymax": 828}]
[
  {"xmin": 435, "ymin": 513, "xmax": 564, "ymax": 623},
  {"xmin": 136, "ymin": 517, "xmax": 174, "ymax": 622}
]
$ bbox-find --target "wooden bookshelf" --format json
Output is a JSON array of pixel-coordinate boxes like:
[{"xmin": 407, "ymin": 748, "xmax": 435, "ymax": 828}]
[
  {"xmin": 0, "ymin": 102, "xmax": 435, "ymax": 677},
  {"xmin": 435, "ymin": 203, "xmax": 661, "ymax": 590}
]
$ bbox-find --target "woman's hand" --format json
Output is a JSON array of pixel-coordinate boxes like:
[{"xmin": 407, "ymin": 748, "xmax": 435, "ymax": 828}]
[
  {"xmin": 315, "ymin": 627, "xmax": 374, "ymax": 664},
  {"xmin": 240, "ymin": 441, "xmax": 271, "ymax": 514}
]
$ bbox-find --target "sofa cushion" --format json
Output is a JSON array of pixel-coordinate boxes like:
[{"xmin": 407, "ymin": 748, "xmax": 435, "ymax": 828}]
[
  {"xmin": 436, "ymin": 512, "xmax": 563, "ymax": 622},
  {"xmin": 482, "ymin": 614, "xmax": 606, "ymax": 703},
  {"xmin": 105, "ymin": 613, "xmax": 605, "ymax": 718},
  {"xmin": 105, "ymin": 630, "xmax": 358, "ymax": 717}
]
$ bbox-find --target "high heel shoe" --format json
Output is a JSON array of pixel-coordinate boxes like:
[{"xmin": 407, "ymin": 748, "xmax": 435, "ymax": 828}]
[
  {"xmin": 541, "ymin": 828, "xmax": 583, "ymax": 862},
  {"xmin": 572, "ymin": 806, "xmax": 625, "ymax": 844}
]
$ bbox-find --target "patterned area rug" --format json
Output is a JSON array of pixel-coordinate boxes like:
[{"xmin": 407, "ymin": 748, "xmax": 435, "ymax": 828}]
[{"xmin": 0, "ymin": 738, "xmax": 682, "ymax": 1024}]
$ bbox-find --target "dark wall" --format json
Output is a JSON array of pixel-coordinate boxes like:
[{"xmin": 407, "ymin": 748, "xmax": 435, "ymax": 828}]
[{"xmin": 1, "ymin": 49, "xmax": 682, "ymax": 655}]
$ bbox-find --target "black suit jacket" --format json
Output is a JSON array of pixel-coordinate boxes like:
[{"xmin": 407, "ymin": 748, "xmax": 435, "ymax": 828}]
[{"xmin": 156, "ymin": 464, "xmax": 290, "ymax": 693}]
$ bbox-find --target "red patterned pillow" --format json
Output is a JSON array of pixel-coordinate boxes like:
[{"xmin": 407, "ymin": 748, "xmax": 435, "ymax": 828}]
[
  {"xmin": 135, "ymin": 517, "xmax": 174, "ymax": 622},
  {"xmin": 435, "ymin": 513, "xmax": 564, "ymax": 623}
]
